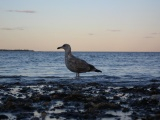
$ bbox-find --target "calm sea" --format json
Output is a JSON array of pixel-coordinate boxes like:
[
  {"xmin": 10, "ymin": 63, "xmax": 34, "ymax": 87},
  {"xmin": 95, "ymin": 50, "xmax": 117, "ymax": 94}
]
[{"xmin": 0, "ymin": 51, "xmax": 160, "ymax": 85}]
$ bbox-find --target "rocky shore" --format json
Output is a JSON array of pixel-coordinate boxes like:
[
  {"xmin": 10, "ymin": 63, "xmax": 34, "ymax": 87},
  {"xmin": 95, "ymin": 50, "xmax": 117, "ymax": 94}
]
[{"xmin": 0, "ymin": 81, "xmax": 160, "ymax": 120}]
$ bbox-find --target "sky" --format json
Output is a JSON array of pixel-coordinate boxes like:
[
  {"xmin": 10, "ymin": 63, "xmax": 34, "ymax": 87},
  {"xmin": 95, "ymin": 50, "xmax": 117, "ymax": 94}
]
[{"xmin": 0, "ymin": 0, "xmax": 160, "ymax": 52}]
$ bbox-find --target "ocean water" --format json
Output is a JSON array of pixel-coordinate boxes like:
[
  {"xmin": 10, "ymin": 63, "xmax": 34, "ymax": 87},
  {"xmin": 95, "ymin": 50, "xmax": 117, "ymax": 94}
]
[{"xmin": 0, "ymin": 51, "xmax": 160, "ymax": 85}]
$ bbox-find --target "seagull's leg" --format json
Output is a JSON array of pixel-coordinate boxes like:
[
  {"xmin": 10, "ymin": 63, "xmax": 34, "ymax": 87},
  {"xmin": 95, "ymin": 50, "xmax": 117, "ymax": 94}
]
[
  {"xmin": 76, "ymin": 73, "xmax": 78, "ymax": 77},
  {"xmin": 76, "ymin": 73, "xmax": 80, "ymax": 78}
]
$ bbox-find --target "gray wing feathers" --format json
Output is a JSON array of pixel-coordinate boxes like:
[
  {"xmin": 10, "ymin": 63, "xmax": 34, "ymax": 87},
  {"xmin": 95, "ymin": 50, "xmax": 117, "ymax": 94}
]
[{"xmin": 67, "ymin": 56, "xmax": 90, "ymax": 73}]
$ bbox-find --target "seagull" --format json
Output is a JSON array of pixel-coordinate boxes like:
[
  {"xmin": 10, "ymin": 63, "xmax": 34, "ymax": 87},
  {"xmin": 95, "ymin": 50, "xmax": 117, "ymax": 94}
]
[{"xmin": 57, "ymin": 44, "xmax": 102, "ymax": 77}]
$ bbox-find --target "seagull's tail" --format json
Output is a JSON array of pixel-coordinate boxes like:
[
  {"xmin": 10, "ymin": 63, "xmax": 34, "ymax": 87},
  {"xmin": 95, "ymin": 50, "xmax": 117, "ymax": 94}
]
[
  {"xmin": 89, "ymin": 64, "xmax": 102, "ymax": 73},
  {"xmin": 95, "ymin": 69, "xmax": 102, "ymax": 72}
]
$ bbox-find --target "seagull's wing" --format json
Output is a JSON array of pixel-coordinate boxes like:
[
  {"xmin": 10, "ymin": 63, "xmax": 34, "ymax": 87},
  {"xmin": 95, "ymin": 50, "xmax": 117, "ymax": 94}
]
[{"xmin": 68, "ymin": 55, "xmax": 90, "ymax": 73}]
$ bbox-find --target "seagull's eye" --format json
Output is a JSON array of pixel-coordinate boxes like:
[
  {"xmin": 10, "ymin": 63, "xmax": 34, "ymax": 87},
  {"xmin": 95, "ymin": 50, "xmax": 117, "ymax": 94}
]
[{"xmin": 63, "ymin": 45, "xmax": 66, "ymax": 47}]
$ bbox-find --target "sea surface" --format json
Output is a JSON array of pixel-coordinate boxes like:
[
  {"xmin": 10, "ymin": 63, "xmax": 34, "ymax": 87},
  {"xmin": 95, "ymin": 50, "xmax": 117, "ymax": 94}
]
[{"xmin": 0, "ymin": 51, "xmax": 160, "ymax": 85}]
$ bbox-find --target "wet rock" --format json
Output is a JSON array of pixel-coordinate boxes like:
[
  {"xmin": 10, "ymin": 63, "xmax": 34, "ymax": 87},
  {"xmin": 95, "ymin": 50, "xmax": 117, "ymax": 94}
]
[
  {"xmin": 2, "ymin": 96, "xmax": 17, "ymax": 110},
  {"xmin": 54, "ymin": 103, "xmax": 64, "ymax": 109},
  {"xmin": 41, "ymin": 111, "xmax": 47, "ymax": 119},
  {"xmin": 17, "ymin": 113, "xmax": 34, "ymax": 120},
  {"xmin": 0, "ymin": 85, "xmax": 6, "ymax": 89},
  {"xmin": 13, "ymin": 82, "xmax": 21, "ymax": 85},
  {"xmin": 150, "ymin": 87, "xmax": 160, "ymax": 94},
  {"xmin": 62, "ymin": 112, "xmax": 82, "ymax": 119},
  {"xmin": 0, "ymin": 115, "xmax": 8, "ymax": 119},
  {"xmin": 131, "ymin": 98, "xmax": 159, "ymax": 107},
  {"xmin": 113, "ymin": 95, "xmax": 120, "ymax": 100},
  {"xmin": 50, "ymin": 93, "xmax": 67, "ymax": 99},
  {"xmin": 131, "ymin": 112, "xmax": 139, "ymax": 120},
  {"xmin": 85, "ymin": 95, "xmax": 107, "ymax": 105},
  {"xmin": 84, "ymin": 102, "xmax": 93, "ymax": 110},
  {"xmin": 1, "ymin": 96, "xmax": 34, "ymax": 111},
  {"xmin": 150, "ymin": 79, "xmax": 159, "ymax": 82},
  {"xmin": 20, "ymin": 87, "xmax": 30, "ymax": 93},
  {"xmin": 151, "ymin": 94, "xmax": 160, "ymax": 104},
  {"xmin": 64, "ymin": 93, "xmax": 86, "ymax": 101},
  {"xmin": 22, "ymin": 102, "xmax": 34, "ymax": 111},
  {"xmin": 37, "ymin": 108, "xmax": 46, "ymax": 113},
  {"xmin": 121, "ymin": 86, "xmax": 149, "ymax": 94},
  {"xmin": 122, "ymin": 107, "xmax": 130, "ymax": 112},
  {"xmin": 104, "ymin": 114, "xmax": 118, "ymax": 118},
  {"xmin": 87, "ymin": 82, "xmax": 100, "ymax": 86},
  {"xmin": 31, "ymin": 93, "xmax": 40, "ymax": 102},
  {"xmin": 31, "ymin": 117, "xmax": 40, "ymax": 120},
  {"xmin": 40, "ymin": 95, "xmax": 51, "ymax": 101},
  {"xmin": 31, "ymin": 94, "xmax": 51, "ymax": 102},
  {"xmin": 97, "ymin": 102, "xmax": 121, "ymax": 110},
  {"xmin": 85, "ymin": 102, "xmax": 121, "ymax": 113}
]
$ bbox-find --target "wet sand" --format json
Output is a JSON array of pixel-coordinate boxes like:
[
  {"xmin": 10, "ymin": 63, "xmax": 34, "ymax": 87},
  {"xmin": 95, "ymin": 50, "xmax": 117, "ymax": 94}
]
[{"xmin": 0, "ymin": 81, "xmax": 160, "ymax": 120}]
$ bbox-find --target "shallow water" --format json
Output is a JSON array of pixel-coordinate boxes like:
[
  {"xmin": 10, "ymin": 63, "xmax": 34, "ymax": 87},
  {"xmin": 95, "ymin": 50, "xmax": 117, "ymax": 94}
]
[{"xmin": 0, "ymin": 51, "xmax": 160, "ymax": 85}]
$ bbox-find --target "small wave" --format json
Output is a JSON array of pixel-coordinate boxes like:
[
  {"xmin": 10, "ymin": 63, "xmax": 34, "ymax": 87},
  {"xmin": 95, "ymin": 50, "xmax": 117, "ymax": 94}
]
[
  {"xmin": 104, "ymin": 75, "xmax": 121, "ymax": 79},
  {"xmin": 39, "ymin": 76, "xmax": 61, "ymax": 79},
  {"xmin": 0, "ymin": 75, "xmax": 61, "ymax": 79},
  {"xmin": 0, "ymin": 74, "xmax": 159, "ymax": 86},
  {"xmin": 0, "ymin": 75, "xmax": 22, "ymax": 79},
  {"xmin": 123, "ymin": 75, "xmax": 134, "ymax": 79},
  {"xmin": 0, "ymin": 75, "xmax": 23, "ymax": 84},
  {"xmin": 91, "ymin": 75, "xmax": 121, "ymax": 80}
]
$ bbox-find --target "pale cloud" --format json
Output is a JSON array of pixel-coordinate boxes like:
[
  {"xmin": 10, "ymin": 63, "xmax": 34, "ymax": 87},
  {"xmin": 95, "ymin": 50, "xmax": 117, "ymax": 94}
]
[
  {"xmin": 144, "ymin": 32, "xmax": 160, "ymax": 39},
  {"xmin": 1, "ymin": 27, "xmax": 24, "ymax": 31},
  {"xmin": 151, "ymin": 32, "xmax": 160, "ymax": 35},
  {"xmin": 88, "ymin": 33, "xmax": 94, "ymax": 36},
  {"xmin": 6, "ymin": 10, "xmax": 36, "ymax": 13},
  {"xmin": 144, "ymin": 36, "xmax": 154, "ymax": 39},
  {"xmin": 107, "ymin": 29, "xmax": 121, "ymax": 32}
]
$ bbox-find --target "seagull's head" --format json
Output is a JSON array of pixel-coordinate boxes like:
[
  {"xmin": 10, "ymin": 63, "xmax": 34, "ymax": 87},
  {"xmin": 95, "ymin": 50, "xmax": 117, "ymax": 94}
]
[{"xmin": 57, "ymin": 44, "xmax": 71, "ymax": 51}]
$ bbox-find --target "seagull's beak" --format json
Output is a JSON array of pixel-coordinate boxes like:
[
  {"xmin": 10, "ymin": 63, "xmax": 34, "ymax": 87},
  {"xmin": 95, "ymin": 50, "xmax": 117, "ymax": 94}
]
[{"xmin": 57, "ymin": 46, "xmax": 63, "ymax": 49}]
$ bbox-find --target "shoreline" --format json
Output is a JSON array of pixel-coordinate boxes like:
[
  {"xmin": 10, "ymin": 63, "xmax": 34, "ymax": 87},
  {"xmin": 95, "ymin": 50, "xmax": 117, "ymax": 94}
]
[{"xmin": 0, "ymin": 81, "xmax": 160, "ymax": 120}]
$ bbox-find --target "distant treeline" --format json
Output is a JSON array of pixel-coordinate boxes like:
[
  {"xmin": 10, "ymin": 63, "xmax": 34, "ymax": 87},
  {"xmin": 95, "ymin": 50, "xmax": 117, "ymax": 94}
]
[{"xmin": 0, "ymin": 49, "xmax": 34, "ymax": 52}]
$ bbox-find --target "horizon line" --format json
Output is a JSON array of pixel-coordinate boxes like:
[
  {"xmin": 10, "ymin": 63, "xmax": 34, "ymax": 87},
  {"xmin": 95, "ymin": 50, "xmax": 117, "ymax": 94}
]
[{"xmin": 1, "ymin": 49, "xmax": 160, "ymax": 52}]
